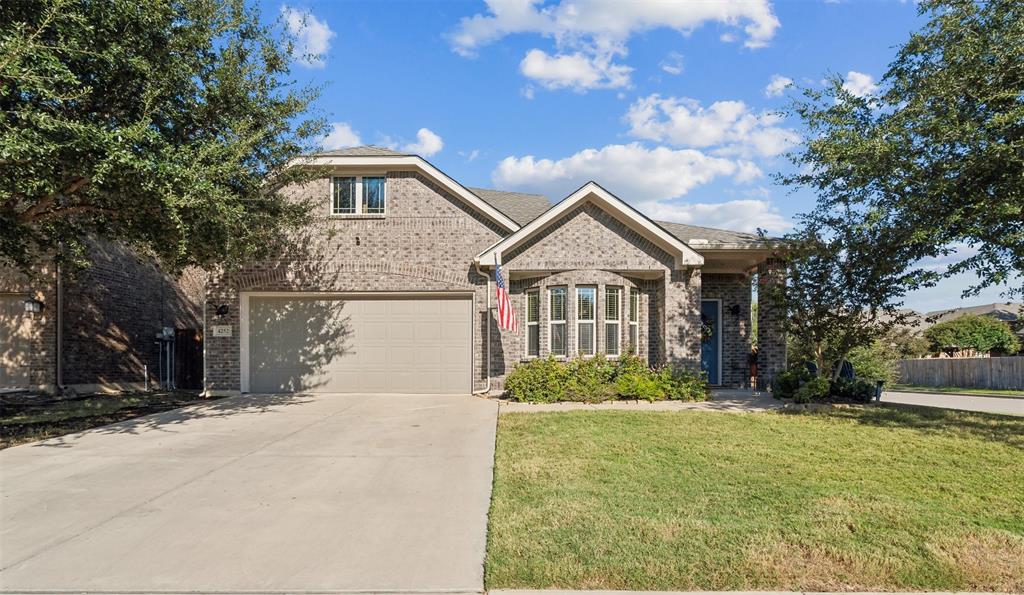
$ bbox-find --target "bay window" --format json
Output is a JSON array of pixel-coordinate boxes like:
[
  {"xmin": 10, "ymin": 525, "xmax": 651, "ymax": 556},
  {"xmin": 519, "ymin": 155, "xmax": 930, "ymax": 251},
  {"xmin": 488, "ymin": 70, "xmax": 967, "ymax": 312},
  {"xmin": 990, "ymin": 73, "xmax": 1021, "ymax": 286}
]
[
  {"xmin": 605, "ymin": 286, "xmax": 621, "ymax": 356},
  {"xmin": 526, "ymin": 289, "xmax": 540, "ymax": 357},
  {"xmin": 549, "ymin": 287, "xmax": 567, "ymax": 356}
]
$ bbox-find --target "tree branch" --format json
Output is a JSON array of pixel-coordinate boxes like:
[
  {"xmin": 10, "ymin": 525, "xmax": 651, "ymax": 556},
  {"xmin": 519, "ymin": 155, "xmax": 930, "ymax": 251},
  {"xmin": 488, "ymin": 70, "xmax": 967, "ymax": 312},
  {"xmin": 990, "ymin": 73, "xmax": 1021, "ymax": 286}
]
[{"xmin": 16, "ymin": 177, "xmax": 91, "ymax": 223}]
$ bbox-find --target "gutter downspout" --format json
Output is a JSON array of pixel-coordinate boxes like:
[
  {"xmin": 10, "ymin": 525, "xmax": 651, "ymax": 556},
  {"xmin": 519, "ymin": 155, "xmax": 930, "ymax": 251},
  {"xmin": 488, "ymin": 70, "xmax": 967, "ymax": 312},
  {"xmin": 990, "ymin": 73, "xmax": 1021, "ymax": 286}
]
[{"xmin": 473, "ymin": 261, "xmax": 491, "ymax": 395}]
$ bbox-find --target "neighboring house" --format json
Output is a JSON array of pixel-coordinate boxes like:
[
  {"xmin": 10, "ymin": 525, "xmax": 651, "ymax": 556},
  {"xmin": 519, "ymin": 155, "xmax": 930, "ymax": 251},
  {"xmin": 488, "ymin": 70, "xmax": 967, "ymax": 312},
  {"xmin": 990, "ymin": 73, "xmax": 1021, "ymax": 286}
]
[
  {"xmin": 0, "ymin": 240, "xmax": 203, "ymax": 393},
  {"xmin": 204, "ymin": 146, "xmax": 786, "ymax": 395},
  {"xmin": 923, "ymin": 302, "xmax": 1024, "ymax": 339}
]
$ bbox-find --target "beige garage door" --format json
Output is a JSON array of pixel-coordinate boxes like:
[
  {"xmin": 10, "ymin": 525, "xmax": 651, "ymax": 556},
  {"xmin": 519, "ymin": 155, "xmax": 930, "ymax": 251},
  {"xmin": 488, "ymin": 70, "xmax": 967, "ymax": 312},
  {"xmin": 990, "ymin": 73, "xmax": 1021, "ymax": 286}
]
[
  {"xmin": 1, "ymin": 295, "xmax": 31, "ymax": 388},
  {"xmin": 247, "ymin": 295, "xmax": 472, "ymax": 394}
]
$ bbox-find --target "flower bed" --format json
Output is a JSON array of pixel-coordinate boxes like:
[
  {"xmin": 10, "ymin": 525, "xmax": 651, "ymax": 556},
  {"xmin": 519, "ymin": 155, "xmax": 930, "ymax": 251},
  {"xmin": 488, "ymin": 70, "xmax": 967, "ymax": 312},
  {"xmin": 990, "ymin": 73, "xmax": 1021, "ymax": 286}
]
[{"xmin": 504, "ymin": 354, "xmax": 709, "ymax": 403}]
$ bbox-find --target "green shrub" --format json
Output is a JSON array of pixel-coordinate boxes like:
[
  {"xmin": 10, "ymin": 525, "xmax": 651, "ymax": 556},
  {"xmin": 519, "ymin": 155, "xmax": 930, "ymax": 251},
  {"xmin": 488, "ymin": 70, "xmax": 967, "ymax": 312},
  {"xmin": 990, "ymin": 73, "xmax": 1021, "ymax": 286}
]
[
  {"xmin": 505, "ymin": 353, "xmax": 710, "ymax": 403},
  {"xmin": 662, "ymin": 367, "xmax": 709, "ymax": 401},
  {"xmin": 794, "ymin": 376, "xmax": 830, "ymax": 403},
  {"xmin": 614, "ymin": 371, "xmax": 666, "ymax": 402},
  {"xmin": 830, "ymin": 377, "xmax": 876, "ymax": 403},
  {"xmin": 504, "ymin": 356, "xmax": 568, "ymax": 403},
  {"xmin": 772, "ymin": 366, "xmax": 813, "ymax": 399},
  {"xmin": 564, "ymin": 355, "xmax": 616, "ymax": 402}
]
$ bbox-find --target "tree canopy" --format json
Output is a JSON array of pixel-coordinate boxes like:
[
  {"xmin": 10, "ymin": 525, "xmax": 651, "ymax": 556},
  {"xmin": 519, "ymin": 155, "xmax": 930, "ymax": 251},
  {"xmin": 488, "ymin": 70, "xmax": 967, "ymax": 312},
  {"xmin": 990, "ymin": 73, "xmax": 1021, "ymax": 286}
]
[
  {"xmin": 925, "ymin": 314, "xmax": 1021, "ymax": 355},
  {"xmin": 1, "ymin": 0, "xmax": 326, "ymax": 271},
  {"xmin": 780, "ymin": 0, "xmax": 1024, "ymax": 298}
]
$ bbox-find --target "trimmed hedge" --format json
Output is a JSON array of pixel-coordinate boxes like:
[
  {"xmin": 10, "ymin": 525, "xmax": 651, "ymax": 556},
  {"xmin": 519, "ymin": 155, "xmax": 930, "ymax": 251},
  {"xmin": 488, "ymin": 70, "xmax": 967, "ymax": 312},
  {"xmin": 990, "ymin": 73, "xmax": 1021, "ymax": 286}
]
[{"xmin": 504, "ymin": 354, "xmax": 709, "ymax": 403}]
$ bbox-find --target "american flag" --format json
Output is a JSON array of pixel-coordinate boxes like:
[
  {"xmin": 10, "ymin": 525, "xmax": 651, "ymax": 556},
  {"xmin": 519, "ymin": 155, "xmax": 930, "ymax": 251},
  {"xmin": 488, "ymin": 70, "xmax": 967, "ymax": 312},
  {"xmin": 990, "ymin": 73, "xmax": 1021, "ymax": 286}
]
[{"xmin": 494, "ymin": 263, "xmax": 518, "ymax": 332}]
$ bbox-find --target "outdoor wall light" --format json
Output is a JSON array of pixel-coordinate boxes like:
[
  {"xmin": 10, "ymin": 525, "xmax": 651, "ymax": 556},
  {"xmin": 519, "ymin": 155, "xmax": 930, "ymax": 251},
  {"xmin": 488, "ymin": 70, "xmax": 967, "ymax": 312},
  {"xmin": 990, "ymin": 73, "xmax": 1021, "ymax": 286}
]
[
  {"xmin": 23, "ymin": 298, "xmax": 44, "ymax": 314},
  {"xmin": 729, "ymin": 304, "xmax": 742, "ymax": 317},
  {"xmin": 215, "ymin": 304, "xmax": 230, "ymax": 317}
]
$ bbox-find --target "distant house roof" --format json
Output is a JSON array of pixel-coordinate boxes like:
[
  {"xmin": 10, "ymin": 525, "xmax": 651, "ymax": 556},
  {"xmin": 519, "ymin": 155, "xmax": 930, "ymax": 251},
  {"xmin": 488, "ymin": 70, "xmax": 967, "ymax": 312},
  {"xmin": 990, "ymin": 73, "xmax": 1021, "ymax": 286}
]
[
  {"xmin": 924, "ymin": 302, "xmax": 1024, "ymax": 324},
  {"xmin": 316, "ymin": 145, "xmax": 409, "ymax": 157},
  {"xmin": 469, "ymin": 188, "xmax": 550, "ymax": 226}
]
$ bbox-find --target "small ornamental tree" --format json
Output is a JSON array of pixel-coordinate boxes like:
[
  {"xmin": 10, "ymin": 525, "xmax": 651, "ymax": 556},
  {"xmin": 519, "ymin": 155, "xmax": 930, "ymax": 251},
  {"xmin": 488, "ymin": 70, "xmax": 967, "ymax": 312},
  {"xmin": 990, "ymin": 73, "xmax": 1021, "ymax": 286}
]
[
  {"xmin": 1, "ymin": 0, "xmax": 327, "ymax": 272},
  {"xmin": 769, "ymin": 214, "xmax": 928, "ymax": 382},
  {"xmin": 925, "ymin": 315, "xmax": 1021, "ymax": 356}
]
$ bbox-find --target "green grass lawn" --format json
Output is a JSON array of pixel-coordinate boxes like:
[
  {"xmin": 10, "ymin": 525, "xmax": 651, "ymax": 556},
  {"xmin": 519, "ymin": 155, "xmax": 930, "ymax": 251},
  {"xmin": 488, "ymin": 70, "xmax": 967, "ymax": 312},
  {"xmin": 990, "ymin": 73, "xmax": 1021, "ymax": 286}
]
[
  {"xmin": 0, "ymin": 390, "xmax": 222, "ymax": 448},
  {"xmin": 486, "ymin": 406, "xmax": 1024, "ymax": 592},
  {"xmin": 888, "ymin": 384, "xmax": 1024, "ymax": 398}
]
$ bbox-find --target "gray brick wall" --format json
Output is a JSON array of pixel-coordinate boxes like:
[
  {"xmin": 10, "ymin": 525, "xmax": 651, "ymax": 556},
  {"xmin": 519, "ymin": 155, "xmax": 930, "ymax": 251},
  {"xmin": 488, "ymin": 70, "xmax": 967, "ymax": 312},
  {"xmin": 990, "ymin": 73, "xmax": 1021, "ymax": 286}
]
[
  {"xmin": 757, "ymin": 257, "xmax": 787, "ymax": 389},
  {"xmin": 1, "ymin": 243, "xmax": 201, "ymax": 392},
  {"xmin": 204, "ymin": 171, "xmax": 504, "ymax": 393}
]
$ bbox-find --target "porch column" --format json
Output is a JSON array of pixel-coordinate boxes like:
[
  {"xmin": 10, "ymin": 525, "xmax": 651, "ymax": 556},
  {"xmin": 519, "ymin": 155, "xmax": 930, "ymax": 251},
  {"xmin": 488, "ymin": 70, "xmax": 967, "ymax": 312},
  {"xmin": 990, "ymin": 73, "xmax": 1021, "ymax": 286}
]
[
  {"xmin": 757, "ymin": 257, "xmax": 787, "ymax": 389},
  {"xmin": 662, "ymin": 268, "xmax": 701, "ymax": 371}
]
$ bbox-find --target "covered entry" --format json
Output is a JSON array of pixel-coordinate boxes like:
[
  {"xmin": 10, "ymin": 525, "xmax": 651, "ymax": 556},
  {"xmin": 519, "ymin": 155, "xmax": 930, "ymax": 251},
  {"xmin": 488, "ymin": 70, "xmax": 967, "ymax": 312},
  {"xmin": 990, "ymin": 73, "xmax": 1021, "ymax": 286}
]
[{"xmin": 243, "ymin": 294, "xmax": 472, "ymax": 394}]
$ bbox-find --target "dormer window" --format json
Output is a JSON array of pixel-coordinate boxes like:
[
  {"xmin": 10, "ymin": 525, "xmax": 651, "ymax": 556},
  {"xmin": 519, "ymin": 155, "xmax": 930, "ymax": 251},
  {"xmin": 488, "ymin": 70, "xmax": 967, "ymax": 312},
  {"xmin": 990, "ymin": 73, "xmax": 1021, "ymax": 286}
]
[{"xmin": 332, "ymin": 176, "xmax": 386, "ymax": 216}]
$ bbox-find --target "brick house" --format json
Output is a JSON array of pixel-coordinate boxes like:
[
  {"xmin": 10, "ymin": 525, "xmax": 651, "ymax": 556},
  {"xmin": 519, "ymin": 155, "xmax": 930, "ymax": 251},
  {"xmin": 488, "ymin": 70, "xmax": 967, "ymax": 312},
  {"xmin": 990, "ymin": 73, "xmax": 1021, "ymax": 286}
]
[
  {"xmin": 0, "ymin": 240, "xmax": 203, "ymax": 393},
  {"xmin": 203, "ymin": 146, "xmax": 786, "ymax": 395}
]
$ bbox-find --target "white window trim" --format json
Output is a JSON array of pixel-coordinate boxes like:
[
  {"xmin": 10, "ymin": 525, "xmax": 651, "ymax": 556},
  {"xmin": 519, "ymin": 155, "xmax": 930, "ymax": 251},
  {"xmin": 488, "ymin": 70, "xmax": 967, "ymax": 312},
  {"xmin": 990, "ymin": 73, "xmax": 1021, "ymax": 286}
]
[
  {"xmin": 525, "ymin": 289, "xmax": 540, "ymax": 359},
  {"xmin": 605, "ymin": 286, "xmax": 621, "ymax": 357},
  {"xmin": 576, "ymin": 286, "xmax": 596, "ymax": 357},
  {"xmin": 330, "ymin": 175, "xmax": 387, "ymax": 217},
  {"xmin": 629, "ymin": 288, "xmax": 639, "ymax": 354},
  {"xmin": 548, "ymin": 287, "xmax": 567, "ymax": 358}
]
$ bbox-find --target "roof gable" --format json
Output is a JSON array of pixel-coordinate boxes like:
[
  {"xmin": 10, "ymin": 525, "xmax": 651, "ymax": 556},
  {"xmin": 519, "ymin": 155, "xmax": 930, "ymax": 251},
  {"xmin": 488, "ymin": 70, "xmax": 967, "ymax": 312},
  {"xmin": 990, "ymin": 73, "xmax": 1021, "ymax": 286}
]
[
  {"xmin": 293, "ymin": 150, "xmax": 520, "ymax": 232},
  {"xmin": 476, "ymin": 182, "xmax": 703, "ymax": 269}
]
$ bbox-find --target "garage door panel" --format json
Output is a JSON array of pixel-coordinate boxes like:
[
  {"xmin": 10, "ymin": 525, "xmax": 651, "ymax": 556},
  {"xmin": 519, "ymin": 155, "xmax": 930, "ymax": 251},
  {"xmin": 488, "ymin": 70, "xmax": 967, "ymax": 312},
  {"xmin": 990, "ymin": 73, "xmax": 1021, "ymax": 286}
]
[{"xmin": 249, "ymin": 296, "xmax": 471, "ymax": 394}]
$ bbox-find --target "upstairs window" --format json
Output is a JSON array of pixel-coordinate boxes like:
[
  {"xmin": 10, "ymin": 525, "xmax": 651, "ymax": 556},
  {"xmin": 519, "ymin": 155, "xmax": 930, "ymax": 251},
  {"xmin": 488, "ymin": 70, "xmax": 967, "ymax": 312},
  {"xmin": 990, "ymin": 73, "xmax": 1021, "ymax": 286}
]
[{"xmin": 331, "ymin": 175, "xmax": 386, "ymax": 216}]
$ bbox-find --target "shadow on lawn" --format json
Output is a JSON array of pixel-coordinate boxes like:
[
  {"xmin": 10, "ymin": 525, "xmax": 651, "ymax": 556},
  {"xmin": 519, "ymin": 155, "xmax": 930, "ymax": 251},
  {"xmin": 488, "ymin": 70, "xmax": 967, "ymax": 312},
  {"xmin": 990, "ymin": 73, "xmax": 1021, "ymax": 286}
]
[
  {"xmin": 20, "ymin": 392, "xmax": 314, "ymax": 449},
  {"xmin": 783, "ymin": 403, "xmax": 1024, "ymax": 450}
]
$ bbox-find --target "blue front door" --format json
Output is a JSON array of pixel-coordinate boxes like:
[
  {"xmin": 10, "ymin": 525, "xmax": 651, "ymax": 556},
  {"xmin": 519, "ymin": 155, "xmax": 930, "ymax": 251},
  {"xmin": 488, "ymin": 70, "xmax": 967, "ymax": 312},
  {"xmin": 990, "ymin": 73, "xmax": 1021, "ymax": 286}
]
[{"xmin": 700, "ymin": 300, "xmax": 720, "ymax": 385}]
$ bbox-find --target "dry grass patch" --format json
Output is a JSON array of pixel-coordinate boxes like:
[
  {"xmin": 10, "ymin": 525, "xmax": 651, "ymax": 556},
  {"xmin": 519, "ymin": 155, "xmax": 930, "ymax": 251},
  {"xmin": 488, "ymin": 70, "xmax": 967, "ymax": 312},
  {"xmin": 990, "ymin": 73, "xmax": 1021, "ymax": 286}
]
[{"xmin": 485, "ymin": 406, "xmax": 1024, "ymax": 591}]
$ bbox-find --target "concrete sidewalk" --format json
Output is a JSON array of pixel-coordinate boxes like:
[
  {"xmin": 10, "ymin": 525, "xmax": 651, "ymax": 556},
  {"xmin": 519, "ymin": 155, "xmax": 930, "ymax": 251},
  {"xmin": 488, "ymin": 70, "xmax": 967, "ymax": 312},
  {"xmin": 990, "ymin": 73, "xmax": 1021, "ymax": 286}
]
[{"xmin": 882, "ymin": 390, "xmax": 1024, "ymax": 416}]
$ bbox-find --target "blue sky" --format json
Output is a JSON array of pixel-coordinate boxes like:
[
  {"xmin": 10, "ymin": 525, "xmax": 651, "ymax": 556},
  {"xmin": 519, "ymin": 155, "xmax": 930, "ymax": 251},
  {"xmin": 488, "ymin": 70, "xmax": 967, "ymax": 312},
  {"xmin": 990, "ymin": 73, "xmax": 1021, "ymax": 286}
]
[{"xmin": 266, "ymin": 0, "xmax": 1015, "ymax": 313}]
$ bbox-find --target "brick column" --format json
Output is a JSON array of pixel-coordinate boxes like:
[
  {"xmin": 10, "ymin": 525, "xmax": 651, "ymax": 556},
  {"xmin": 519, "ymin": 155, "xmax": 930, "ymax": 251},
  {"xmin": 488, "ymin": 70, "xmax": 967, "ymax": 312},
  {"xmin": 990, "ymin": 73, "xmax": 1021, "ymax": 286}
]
[
  {"xmin": 662, "ymin": 268, "xmax": 701, "ymax": 371},
  {"xmin": 757, "ymin": 257, "xmax": 787, "ymax": 390}
]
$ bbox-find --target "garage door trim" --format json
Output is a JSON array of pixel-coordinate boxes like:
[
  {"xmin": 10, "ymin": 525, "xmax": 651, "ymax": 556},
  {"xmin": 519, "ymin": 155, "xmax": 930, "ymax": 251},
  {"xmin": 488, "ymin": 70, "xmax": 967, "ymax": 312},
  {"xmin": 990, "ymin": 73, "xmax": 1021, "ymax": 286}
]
[{"xmin": 239, "ymin": 291, "xmax": 476, "ymax": 394}]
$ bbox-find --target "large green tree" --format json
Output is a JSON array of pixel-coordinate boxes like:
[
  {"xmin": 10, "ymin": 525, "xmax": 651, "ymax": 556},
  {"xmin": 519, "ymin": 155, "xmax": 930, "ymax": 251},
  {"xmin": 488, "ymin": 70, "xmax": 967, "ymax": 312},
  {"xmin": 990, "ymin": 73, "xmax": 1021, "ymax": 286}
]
[
  {"xmin": 1, "ymin": 0, "xmax": 326, "ymax": 271},
  {"xmin": 780, "ymin": 0, "xmax": 1024, "ymax": 297},
  {"xmin": 925, "ymin": 314, "xmax": 1021, "ymax": 356}
]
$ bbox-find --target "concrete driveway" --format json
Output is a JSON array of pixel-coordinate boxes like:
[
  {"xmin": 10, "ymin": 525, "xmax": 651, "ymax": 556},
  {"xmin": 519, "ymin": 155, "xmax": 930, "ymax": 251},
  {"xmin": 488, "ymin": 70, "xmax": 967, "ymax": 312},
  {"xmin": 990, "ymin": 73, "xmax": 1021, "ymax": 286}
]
[
  {"xmin": 0, "ymin": 393, "xmax": 498, "ymax": 594},
  {"xmin": 881, "ymin": 390, "xmax": 1024, "ymax": 416}
]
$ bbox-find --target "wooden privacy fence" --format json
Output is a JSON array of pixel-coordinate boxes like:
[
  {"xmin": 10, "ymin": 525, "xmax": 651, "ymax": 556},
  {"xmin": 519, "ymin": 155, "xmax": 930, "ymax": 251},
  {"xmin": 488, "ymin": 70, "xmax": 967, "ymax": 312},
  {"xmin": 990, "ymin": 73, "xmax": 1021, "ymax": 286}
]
[{"xmin": 897, "ymin": 357, "xmax": 1024, "ymax": 390}]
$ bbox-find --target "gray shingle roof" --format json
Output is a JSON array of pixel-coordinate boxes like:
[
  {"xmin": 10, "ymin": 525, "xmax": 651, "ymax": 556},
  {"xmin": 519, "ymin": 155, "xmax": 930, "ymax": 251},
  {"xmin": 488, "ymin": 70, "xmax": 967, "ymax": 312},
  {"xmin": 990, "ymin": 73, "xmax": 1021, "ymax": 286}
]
[
  {"xmin": 469, "ymin": 187, "xmax": 551, "ymax": 226},
  {"xmin": 314, "ymin": 145, "xmax": 409, "ymax": 157},
  {"xmin": 655, "ymin": 220, "xmax": 765, "ymax": 246}
]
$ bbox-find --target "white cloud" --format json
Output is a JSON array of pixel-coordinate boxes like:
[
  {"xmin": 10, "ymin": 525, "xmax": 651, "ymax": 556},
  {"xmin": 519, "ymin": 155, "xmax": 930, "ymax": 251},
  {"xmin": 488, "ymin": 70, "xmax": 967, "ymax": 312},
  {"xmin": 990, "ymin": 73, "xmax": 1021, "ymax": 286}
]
[
  {"xmin": 519, "ymin": 49, "xmax": 631, "ymax": 91},
  {"xmin": 659, "ymin": 51, "xmax": 684, "ymax": 76},
  {"xmin": 448, "ymin": 0, "xmax": 780, "ymax": 55},
  {"xmin": 636, "ymin": 198, "xmax": 791, "ymax": 234},
  {"xmin": 625, "ymin": 94, "xmax": 800, "ymax": 158},
  {"xmin": 492, "ymin": 143, "xmax": 750, "ymax": 202},
  {"xmin": 764, "ymin": 74, "xmax": 793, "ymax": 97},
  {"xmin": 396, "ymin": 128, "xmax": 444, "ymax": 157},
  {"xmin": 322, "ymin": 122, "xmax": 361, "ymax": 149},
  {"xmin": 447, "ymin": 0, "xmax": 779, "ymax": 92},
  {"xmin": 459, "ymin": 149, "xmax": 481, "ymax": 162},
  {"xmin": 521, "ymin": 85, "xmax": 536, "ymax": 99},
  {"xmin": 842, "ymin": 70, "xmax": 878, "ymax": 98},
  {"xmin": 281, "ymin": 5, "xmax": 335, "ymax": 68}
]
